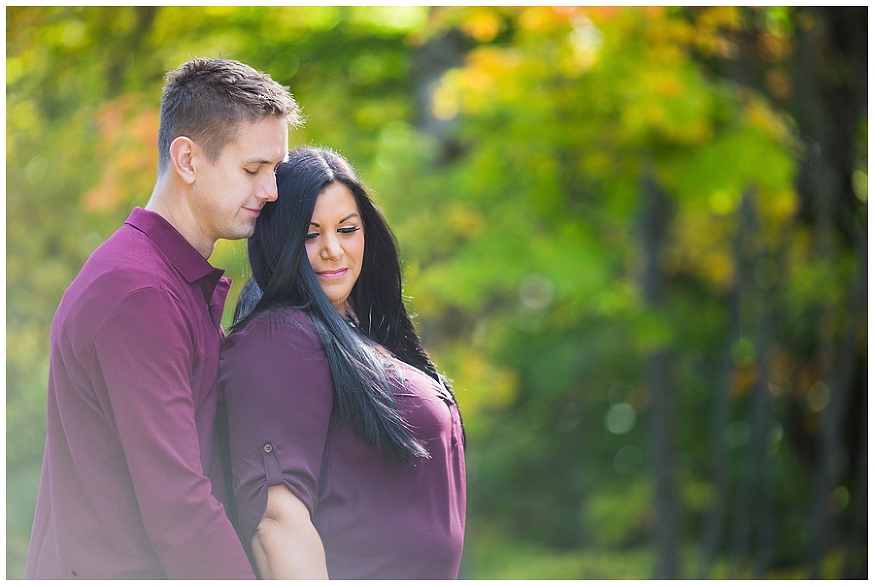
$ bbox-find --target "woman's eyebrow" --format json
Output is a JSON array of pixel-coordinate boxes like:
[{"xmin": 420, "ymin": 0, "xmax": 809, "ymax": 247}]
[{"xmin": 310, "ymin": 213, "xmax": 360, "ymax": 227}]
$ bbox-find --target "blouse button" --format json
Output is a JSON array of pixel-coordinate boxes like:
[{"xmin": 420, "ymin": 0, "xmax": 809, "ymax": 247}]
[{"xmin": 263, "ymin": 443, "xmax": 273, "ymax": 454}]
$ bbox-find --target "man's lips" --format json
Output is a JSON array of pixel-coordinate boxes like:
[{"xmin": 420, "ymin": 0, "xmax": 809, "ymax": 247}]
[{"xmin": 317, "ymin": 268, "xmax": 348, "ymax": 279}]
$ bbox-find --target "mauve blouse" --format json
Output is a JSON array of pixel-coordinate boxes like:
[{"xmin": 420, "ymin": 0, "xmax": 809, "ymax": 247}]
[{"xmin": 219, "ymin": 308, "xmax": 466, "ymax": 579}]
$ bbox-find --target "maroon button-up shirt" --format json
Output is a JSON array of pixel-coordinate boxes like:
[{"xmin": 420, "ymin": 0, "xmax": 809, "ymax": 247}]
[
  {"xmin": 220, "ymin": 308, "xmax": 466, "ymax": 579},
  {"xmin": 25, "ymin": 207, "xmax": 254, "ymax": 579}
]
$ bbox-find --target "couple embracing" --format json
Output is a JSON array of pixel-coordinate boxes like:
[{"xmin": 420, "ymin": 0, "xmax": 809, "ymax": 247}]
[{"xmin": 25, "ymin": 57, "xmax": 465, "ymax": 580}]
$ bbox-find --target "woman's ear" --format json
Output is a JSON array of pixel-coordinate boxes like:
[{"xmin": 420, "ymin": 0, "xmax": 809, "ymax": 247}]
[{"xmin": 169, "ymin": 136, "xmax": 197, "ymax": 185}]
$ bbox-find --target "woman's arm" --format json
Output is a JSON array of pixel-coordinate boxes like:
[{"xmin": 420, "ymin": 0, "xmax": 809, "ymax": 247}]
[{"xmin": 251, "ymin": 484, "xmax": 329, "ymax": 580}]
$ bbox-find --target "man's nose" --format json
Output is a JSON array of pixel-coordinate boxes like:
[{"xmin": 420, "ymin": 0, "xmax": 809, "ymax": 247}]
[{"xmin": 258, "ymin": 173, "xmax": 278, "ymax": 202}]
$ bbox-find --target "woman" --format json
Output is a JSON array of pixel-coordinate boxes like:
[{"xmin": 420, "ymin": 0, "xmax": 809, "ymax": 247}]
[{"xmin": 219, "ymin": 147, "xmax": 466, "ymax": 579}]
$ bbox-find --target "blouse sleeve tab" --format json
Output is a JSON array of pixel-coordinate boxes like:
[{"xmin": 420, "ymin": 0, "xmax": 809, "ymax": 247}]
[{"xmin": 262, "ymin": 442, "xmax": 283, "ymax": 486}]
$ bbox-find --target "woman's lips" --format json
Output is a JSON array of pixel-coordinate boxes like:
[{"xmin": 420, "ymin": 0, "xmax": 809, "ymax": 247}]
[{"xmin": 317, "ymin": 268, "xmax": 348, "ymax": 279}]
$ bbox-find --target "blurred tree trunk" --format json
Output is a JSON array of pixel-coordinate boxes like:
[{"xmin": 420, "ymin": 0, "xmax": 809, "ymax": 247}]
[
  {"xmin": 697, "ymin": 184, "xmax": 782, "ymax": 578},
  {"xmin": 808, "ymin": 251, "xmax": 867, "ymax": 578},
  {"xmin": 411, "ymin": 15, "xmax": 470, "ymax": 164},
  {"xmin": 725, "ymin": 191, "xmax": 776, "ymax": 578},
  {"xmin": 104, "ymin": 7, "xmax": 158, "ymax": 97},
  {"xmin": 696, "ymin": 198, "xmax": 743, "ymax": 579},
  {"xmin": 639, "ymin": 171, "xmax": 679, "ymax": 579},
  {"xmin": 743, "ymin": 194, "xmax": 777, "ymax": 578},
  {"xmin": 721, "ymin": 7, "xmax": 868, "ymax": 575},
  {"xmin": 789, "ymin": 7, "xmax": 868, "ymax": 578},
  {"xmin": 841, "ymin": 379, "xmax": 867, "ymax": 579}
]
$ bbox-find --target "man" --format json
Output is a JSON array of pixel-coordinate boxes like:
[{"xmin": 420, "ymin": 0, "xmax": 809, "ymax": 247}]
[{"xmin": 24, "ymin": 57, "xmax": 301, "ymax": 579}]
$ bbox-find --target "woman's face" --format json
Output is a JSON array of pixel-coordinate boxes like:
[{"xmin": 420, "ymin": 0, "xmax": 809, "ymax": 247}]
[{"xmin": 306, "ymin": 181, "xmax": 365, "ymax": 314}]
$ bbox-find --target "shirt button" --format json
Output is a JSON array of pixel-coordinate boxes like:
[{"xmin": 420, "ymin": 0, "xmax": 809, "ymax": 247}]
[{"xmin": 263, "ymin": 443, "xmax": 273, "ymax": 454}]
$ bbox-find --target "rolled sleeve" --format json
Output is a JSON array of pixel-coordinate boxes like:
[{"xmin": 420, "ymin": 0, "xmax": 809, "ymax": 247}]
[
  {"xmin": 94, "ymin": 287, "xmax": 253, "ymax": 579},
  {"xmin": 220, "ymin": 310, "xmax": 335, "ymax": 547}
]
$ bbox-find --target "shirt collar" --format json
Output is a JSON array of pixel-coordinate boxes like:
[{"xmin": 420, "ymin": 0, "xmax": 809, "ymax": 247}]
[{"xmin": 125, "ymin": 207, "xmax": 226, "ymax": 284}]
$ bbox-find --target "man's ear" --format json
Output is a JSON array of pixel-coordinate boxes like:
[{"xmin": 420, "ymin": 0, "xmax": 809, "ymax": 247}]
[{"xmin": 169, "ymin": 136, "xmax": 198, "ymax": 185}]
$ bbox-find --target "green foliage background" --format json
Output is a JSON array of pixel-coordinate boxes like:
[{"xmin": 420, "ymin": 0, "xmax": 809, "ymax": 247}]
[{"xmin": 6, "ymin": 6, "xmax": 867, "ymax": 579}]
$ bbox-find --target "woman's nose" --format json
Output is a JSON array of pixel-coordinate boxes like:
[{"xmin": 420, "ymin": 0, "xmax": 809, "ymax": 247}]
[{"xmin": 321, "ymin": 233, "xmax": 343, "ymax": 260}]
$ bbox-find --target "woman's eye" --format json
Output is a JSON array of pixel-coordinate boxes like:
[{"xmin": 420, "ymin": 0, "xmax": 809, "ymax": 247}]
[
  {"xmin": 306, "ymin": 232, "xmax": 319, "ymax": 241},
  {"xmin": 244, "ymin": 168, "xmax": 258, "ymax": 175},
  {"xmin": 338, "ymin": 226, "xmax": 360, "ymax": 235}
]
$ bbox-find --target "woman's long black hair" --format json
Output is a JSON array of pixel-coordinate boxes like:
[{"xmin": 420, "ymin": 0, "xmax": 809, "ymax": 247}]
[{"xmin": 232, "ymin": 146, "xmax": 458, "ymax": 467}]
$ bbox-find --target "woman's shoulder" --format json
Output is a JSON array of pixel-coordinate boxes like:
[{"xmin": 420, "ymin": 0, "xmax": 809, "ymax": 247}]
[
  {"xmin": 223, "ymin": 306, "xmax": 321, "ymax": 355},
  {"xmin": 238, "ymin": 305, "xmax": 314, "ymax": 330}
]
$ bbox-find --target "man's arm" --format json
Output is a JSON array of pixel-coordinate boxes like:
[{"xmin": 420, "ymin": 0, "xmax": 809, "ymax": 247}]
[{"xmin": 95, "ymin": 287, "xmax": 254, "ymax": 579}]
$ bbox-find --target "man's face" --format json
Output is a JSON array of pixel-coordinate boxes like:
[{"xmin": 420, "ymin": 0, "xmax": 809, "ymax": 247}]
[{"xmin": 189, "ymin": 115, "xmax": 288, "ymax": 247}]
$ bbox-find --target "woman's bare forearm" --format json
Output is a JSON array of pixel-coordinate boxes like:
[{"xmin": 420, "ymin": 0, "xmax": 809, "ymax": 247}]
[{"xmin": 252, "ymin": 484, "xmax": 328, "ymax": 580}]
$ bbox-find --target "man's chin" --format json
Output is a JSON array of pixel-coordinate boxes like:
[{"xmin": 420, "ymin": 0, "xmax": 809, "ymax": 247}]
[{"xmin": 224, "ymin": 224, "xmax": 256, "ymax": 242}]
